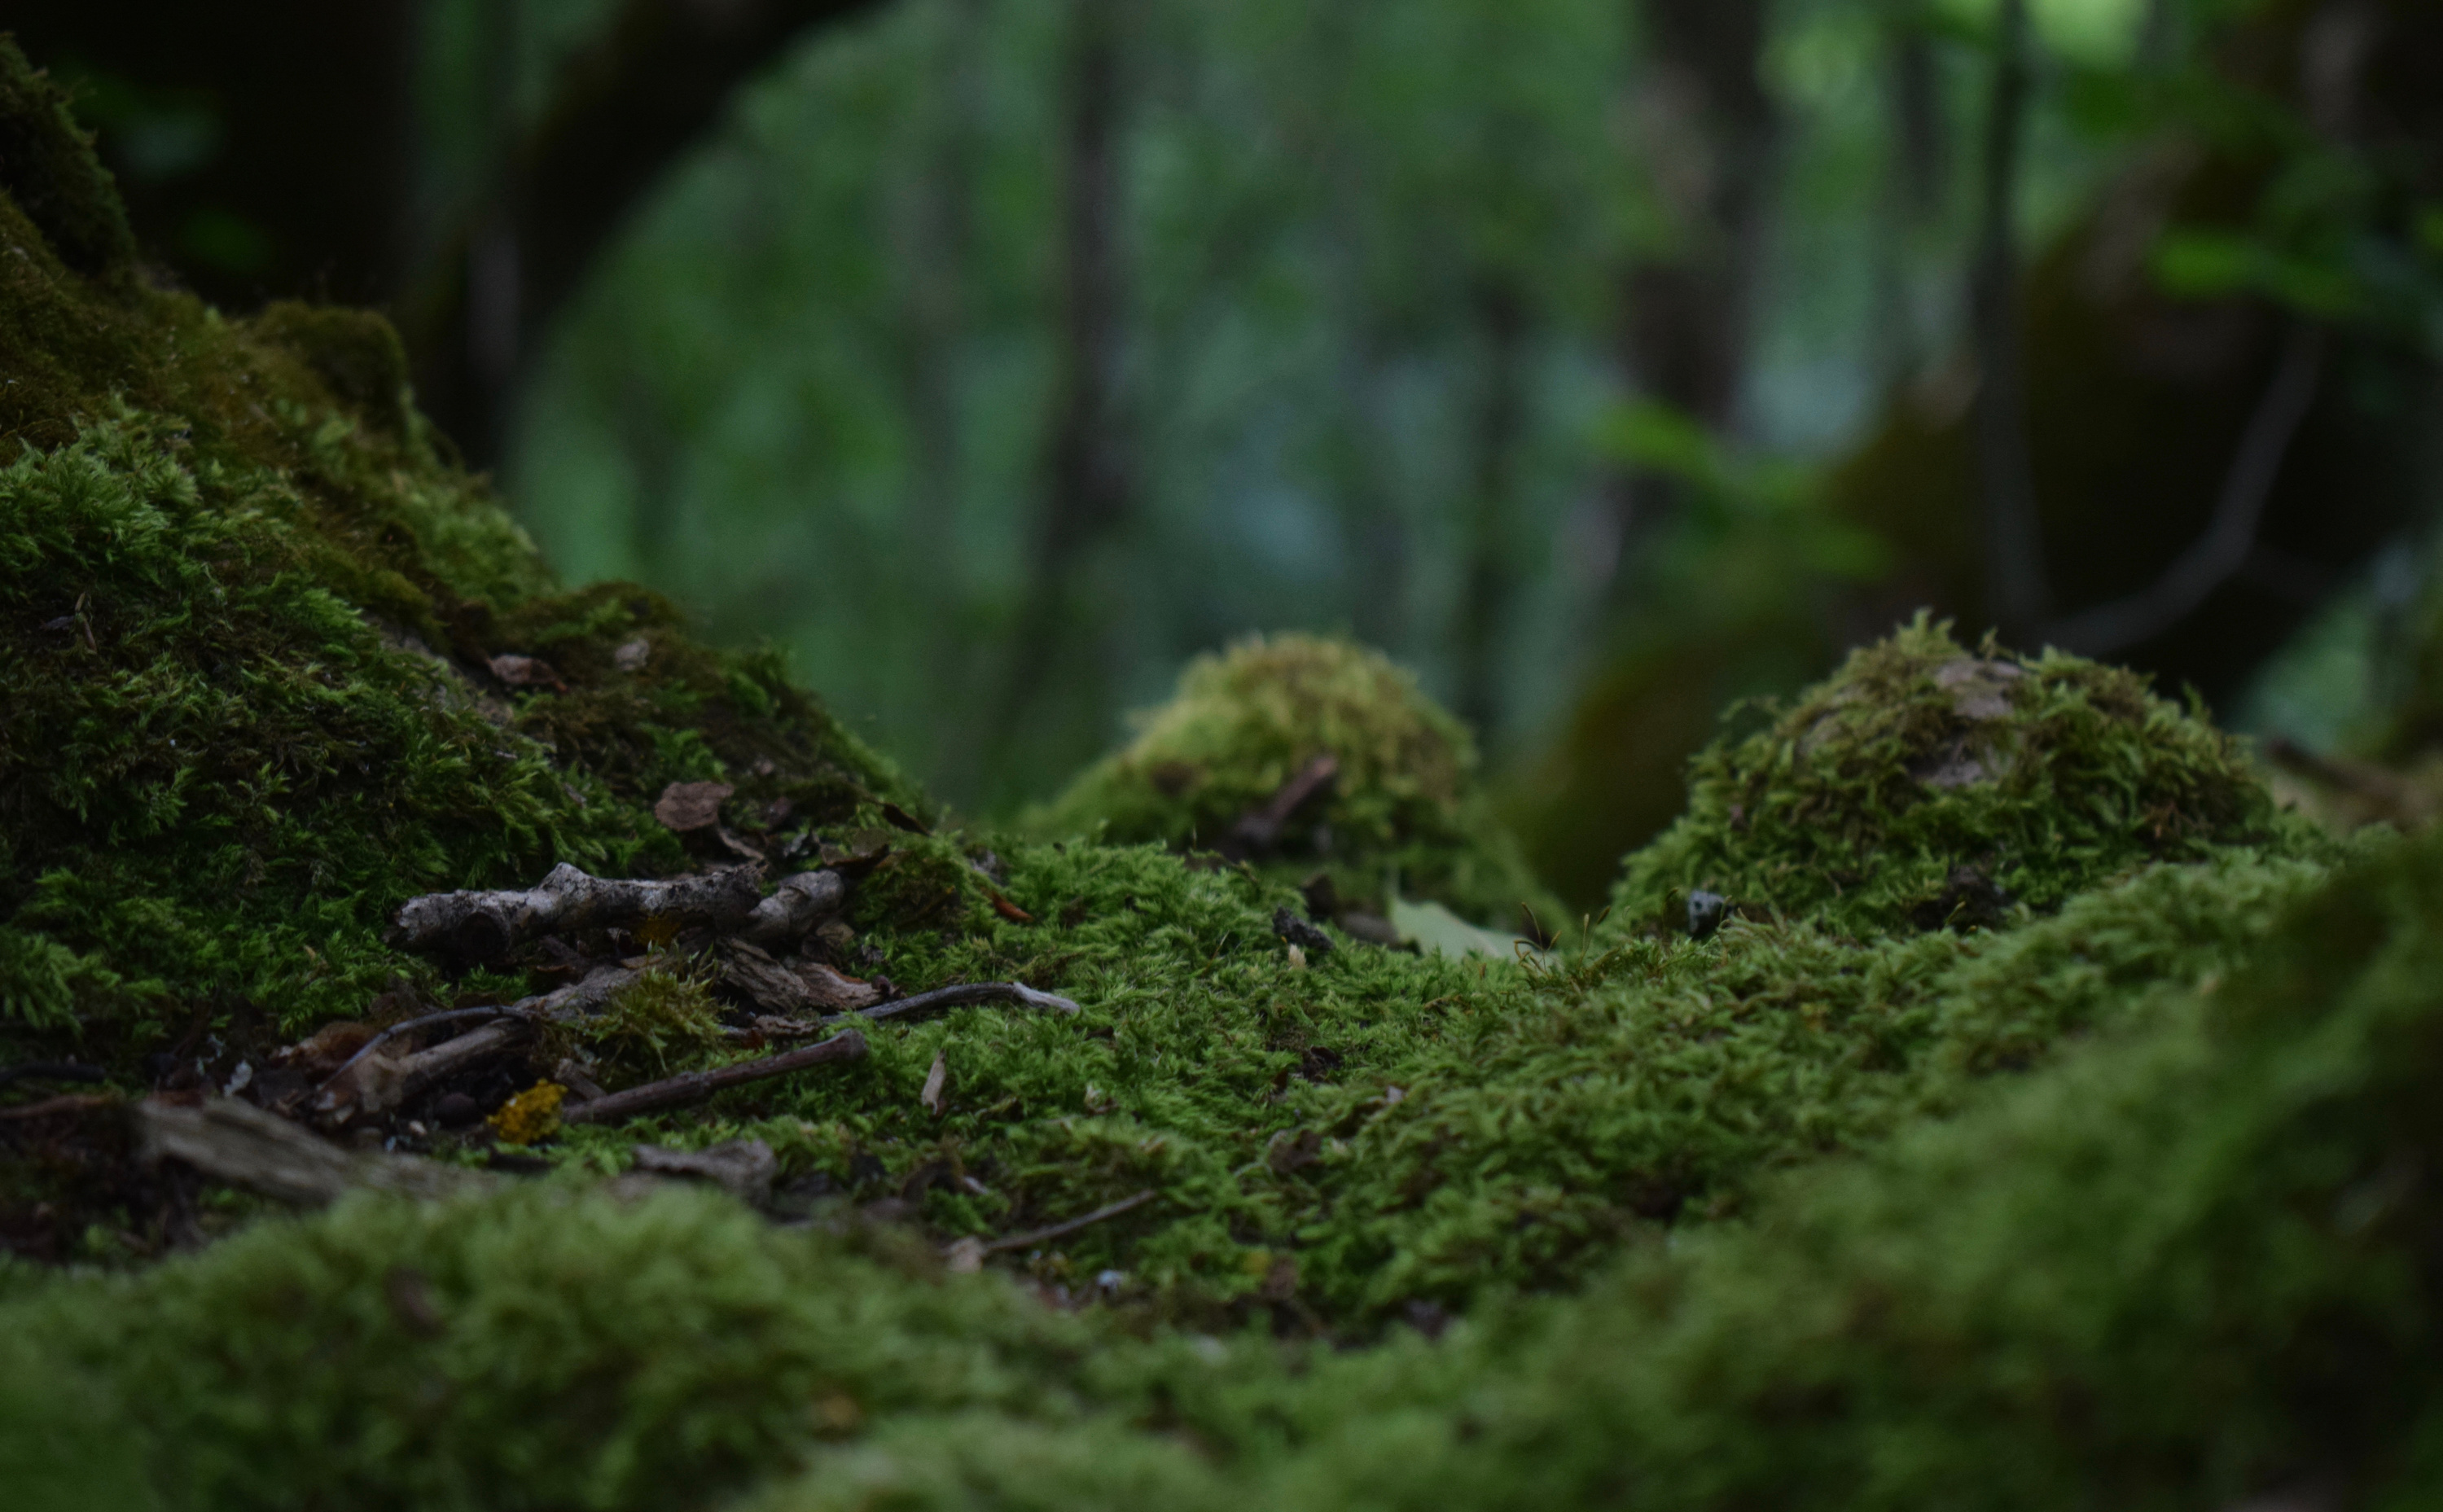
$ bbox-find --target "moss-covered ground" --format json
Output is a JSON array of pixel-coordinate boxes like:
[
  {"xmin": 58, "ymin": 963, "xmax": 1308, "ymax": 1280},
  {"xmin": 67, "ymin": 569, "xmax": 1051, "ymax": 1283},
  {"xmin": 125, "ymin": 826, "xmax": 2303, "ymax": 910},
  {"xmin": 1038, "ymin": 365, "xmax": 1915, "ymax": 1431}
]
[{"xmin": 4, "ymin": 33, "xmax": 2439, "ymax": 1512}]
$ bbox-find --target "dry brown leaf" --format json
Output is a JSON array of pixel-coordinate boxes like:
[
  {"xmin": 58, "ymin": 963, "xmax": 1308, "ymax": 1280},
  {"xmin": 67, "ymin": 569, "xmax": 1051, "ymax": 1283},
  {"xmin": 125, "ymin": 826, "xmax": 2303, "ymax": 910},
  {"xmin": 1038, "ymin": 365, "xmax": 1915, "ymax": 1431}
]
[{"xmin": 654, "ymin": 781, "xmax": 733, "ymax": 832}]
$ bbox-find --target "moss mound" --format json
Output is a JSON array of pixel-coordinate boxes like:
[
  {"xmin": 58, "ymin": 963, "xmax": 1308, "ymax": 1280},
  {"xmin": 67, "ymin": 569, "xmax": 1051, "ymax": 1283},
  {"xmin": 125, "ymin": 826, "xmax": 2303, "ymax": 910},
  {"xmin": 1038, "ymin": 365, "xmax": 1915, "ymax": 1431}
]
[
  {"xmin": 0, "ymin": 42, "xmax": 917, "ymax": 1060},
  {"xmin": 1031, "ymin": 633, "xmax": 1559, "ymax": 931},
  {"xmin": 1609, "ymin": 615, "xmax": 2319, "ymax": 941}
]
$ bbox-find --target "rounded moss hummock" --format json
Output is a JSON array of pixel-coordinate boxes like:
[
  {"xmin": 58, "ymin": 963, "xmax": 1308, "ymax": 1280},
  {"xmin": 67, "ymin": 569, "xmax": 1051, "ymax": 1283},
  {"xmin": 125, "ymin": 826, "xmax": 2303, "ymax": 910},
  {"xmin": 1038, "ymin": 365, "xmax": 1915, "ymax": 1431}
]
[
  {"xmin": 1030, "ymin": 633, "xmax": 1558, "ymax": 931},
  {"xmin": 1607, "ymin": 616, "xmax": 2324, "ymax": 940}
]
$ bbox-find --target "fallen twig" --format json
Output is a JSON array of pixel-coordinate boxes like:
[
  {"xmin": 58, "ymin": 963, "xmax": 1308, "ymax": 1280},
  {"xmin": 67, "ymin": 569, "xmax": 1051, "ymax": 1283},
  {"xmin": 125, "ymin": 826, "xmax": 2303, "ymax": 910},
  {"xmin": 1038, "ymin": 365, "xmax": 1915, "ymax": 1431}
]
[
  {"xmin": 140, "ymin": 1097, "xmax": 497, "ymax": 1206},
  {"xmin": 562, "ymin": 1028, "xmax": 868, "ymax": 1125},
  {"xmin": 828, "ymin": 980, "xmax": 1081, "ymax": 1027},
  {"xmin": 980, "ymin": 1188, "xmax": 1157, "ymax": 1255},
  {"xmin": 1230, "ymin": 754, "xmax": 1339, "ymax": 856},
  {"xmin": 0, "ymin": 1061, "xmax": 106, "ymax": 1090},
  {"xmin": 0, "ymin": 1093, "xmax": 110, "ymax": 1121},
  {"xmin": 311, "ymin": 1005, "xmax": 533, "ymax": 1108}
]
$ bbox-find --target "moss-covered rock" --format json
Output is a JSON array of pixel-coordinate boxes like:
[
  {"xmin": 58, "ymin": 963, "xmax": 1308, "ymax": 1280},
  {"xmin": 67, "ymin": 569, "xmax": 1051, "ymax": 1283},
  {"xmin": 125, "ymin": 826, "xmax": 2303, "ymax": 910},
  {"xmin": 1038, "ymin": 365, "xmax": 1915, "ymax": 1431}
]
[
  {"xmin": 1031, "ymin": 633, "xmax": 1559, "ymax": 932},
  {"xmin": 1608, "ymin": 615, "xmax": 2323, "ymax": 941}
]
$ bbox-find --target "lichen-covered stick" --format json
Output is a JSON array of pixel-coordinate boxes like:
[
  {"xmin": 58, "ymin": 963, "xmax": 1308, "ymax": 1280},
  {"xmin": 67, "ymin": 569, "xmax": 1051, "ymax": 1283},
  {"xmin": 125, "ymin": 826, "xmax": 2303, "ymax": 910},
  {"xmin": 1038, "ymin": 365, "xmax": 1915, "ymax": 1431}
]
[{"xmin": 389, "ymin": 863, "xmax": 792, "ymax": 962}]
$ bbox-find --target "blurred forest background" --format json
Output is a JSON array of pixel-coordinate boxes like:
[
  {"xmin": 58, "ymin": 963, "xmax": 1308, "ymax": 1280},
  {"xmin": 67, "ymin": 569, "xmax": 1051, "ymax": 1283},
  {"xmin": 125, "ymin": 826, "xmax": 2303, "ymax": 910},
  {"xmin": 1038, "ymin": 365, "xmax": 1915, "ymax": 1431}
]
[{"xmin": 9, "ymin": 0, "xmax": 2441, "ymax": 905}]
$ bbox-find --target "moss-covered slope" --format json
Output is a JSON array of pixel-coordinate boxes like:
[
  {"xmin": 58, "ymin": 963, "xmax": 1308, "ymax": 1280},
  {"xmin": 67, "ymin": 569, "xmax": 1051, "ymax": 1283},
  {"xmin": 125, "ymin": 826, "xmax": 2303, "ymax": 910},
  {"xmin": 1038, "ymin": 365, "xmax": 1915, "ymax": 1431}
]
[{"xmin": 0, "ymin": 39, "xmax": 918, "ymax": 1058}]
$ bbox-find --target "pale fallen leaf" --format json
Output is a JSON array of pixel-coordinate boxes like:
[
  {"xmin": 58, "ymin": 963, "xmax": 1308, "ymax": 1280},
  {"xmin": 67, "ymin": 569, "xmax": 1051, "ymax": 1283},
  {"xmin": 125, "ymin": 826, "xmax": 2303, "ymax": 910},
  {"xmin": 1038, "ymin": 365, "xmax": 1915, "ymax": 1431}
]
[{"xmin": 1387, "ymin": 896, "xmax": 1539, "ymax": 961}]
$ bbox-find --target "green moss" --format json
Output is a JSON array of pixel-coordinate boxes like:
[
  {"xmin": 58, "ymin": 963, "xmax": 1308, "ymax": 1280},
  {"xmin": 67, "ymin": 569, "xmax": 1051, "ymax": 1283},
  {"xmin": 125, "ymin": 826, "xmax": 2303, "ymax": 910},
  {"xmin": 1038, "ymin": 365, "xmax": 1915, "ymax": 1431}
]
[
  {"xmin": 1247, "ymin": 823, "xmax": 2443, "ymax": 1512},
  {"xmin": 1607, "ymin": 615, "xmax": 2323, "ymax": 942},
  {"xmin": 4, "ymin": 33, "xmax": 2433, "ymax": 1509},
  {"xmin": 1031, "ymin": 633, "xmax": 1559, "ymax": 931},
  {"xmin": 8, "ymin": 831, "xmax": 2437, "ymax": 1511},
  {"xmin": 589, "ymin": 964, "xmax": 726, "ymax": 1081}
]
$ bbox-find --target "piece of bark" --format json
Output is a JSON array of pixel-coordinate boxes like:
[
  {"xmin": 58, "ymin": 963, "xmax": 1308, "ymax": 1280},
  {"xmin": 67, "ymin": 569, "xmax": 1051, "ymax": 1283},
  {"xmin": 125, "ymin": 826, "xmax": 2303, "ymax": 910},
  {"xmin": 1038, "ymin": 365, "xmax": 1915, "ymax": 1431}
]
[
  {"xmin": 629, "ymin": 1138, "xmax": 778, "ymax": 1203},
  {"xmin": 562, "ymin": 1029, "xmax": 868, "ymax": 1125},
  {"xmin": 140, "ymin": 1097, "xmax": 497, "ymax": 1206},
  {"xmin": 829, "ymin": 980, "xmax": 1081, "ymax": 1027},
  {"xmin": 796, "ymin": 958, "xmax": 882, "ymax": 1011},
  {"xmin": 655, "ymin": 781, "xmax": 734, "ymax": 832},
  {"xmin": 719, "ymin": 938, "xmax": 817, "ymax": 1014},
  {"xmin": 392, "ymin": 863, "xmax": 763, "ymax": 962},
  {"xmin": 740, "ymin": 869, "xmax": 845, "ymax": 944}
]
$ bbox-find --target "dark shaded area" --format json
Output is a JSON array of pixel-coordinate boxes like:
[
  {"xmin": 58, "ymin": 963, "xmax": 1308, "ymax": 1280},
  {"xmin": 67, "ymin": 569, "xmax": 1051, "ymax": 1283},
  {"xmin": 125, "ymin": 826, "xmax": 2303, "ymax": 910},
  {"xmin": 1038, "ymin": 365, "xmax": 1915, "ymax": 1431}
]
[
  {"xmin": 6, "ymin": 0, "xmax": 887, "ymax": 468},
  {"xmin": 4, "ymin": 2, "xmax": 414, "ymax": 307}
]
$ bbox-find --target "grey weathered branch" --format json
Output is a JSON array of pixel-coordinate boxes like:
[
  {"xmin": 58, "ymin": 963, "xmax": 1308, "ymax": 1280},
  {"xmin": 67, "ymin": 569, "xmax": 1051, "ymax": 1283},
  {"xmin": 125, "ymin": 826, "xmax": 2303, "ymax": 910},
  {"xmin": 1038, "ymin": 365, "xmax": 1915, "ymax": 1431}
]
[
  {"xmin": 562, "ymin": 1028, "xmax": 869, "ymax": 1125},
  {"xmin": 140, "ymin": 1098, "xmax": 497, "ymax": 1206},
  {"xmin": 2044, "ymin": 322, "xmax": 2326, "ymax": 655},
  {"xmin": 392, "ymin": 863, "xmax": 777, "ymax": 961}
]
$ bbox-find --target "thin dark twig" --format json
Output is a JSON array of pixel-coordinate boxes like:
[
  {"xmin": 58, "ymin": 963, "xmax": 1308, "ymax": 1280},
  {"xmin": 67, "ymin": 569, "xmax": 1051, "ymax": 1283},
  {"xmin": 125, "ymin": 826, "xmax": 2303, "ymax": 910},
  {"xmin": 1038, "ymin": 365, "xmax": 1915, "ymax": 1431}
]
[
  {"xmin": 561, "ymin": 1029, "xmax": 867, "ymax": 1124},
  {"xmin": 824, "ymin": 980, "xmax": 1081, "ymax": 1028},
  {"xmin": 2046, "ymin": 322, "xmax": 2326, "ymax": 655},
  {"xmin": 980, "ymin": 1188, "xmax": 1157, "ymax": 1254},
  {"xmin": 0, "ymin": 1061, "xmax": 107, "ymax": 1090},
  {"xmin": 0, "ymin": 1093, "xmax": 110, "ymax": 1121}
]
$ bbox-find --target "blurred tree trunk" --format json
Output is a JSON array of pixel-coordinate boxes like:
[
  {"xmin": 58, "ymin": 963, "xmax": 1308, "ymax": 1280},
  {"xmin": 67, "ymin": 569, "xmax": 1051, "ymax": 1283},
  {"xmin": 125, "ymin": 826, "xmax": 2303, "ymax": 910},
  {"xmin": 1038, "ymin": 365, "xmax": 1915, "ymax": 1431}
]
[
  {"xmin": 995, "ymin": 0, "xmax": 1131, "ymax": 771},
  {"xmin": 402, "ymin": 0, "xmax": 890, "ymax": 466},
  {"xmin": 1604, "ymin": 0, "xmax": 1775, "ymax": 595},
  {"xmin": 1967, "ymin": 0, "xmax": 2049, "ymax": 639},
  {"xmin": 1454, "ymin": 278, "xmax": 1530, "ymax": 738},
  {"xmin": 1871, "ymin": 14, "xmax": 1946, "ymax": 389},
  {"xmin": 896, "ymin": 0, "xmax": 990, "ymax": 795}
]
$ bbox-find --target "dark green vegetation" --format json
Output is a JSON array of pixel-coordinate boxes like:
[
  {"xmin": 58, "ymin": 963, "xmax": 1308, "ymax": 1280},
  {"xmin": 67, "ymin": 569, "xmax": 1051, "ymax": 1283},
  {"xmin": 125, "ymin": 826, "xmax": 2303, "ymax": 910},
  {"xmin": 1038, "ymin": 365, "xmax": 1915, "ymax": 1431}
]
[{"xmin": 7, "ymin": 31, "xmax": 2443, "ymax": 1512}]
